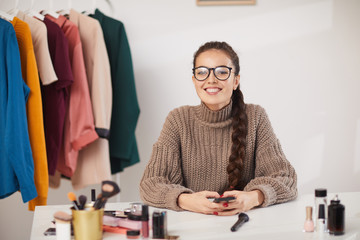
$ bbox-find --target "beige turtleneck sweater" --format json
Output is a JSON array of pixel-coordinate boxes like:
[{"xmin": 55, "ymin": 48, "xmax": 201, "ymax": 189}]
[{"xmin": 139, "ymin": 102, "xmax": 297, "ymax": 211}]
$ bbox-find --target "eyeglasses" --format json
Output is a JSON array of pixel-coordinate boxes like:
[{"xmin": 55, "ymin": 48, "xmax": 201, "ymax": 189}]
[{"xmin": 192, "ymin": 66, "xmax": 233, "ymax": 81}]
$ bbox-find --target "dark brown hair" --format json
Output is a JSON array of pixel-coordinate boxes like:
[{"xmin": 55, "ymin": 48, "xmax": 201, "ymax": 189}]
[{"xmin": 193, "ymin": 41, "xmax": 248, "ymax": 190}]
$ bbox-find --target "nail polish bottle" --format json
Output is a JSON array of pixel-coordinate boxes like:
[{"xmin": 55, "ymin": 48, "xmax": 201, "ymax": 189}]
[
  {"xmin": 303, "ymin": 206, "xmax": 314, "ymax": 232},
  {"xmin": 328, "ymin": 194, "xmax": 345, "ymax": 235},
  {"xmin": 316, "ymin": 204, "xmax": 326, "ymax": 233}
]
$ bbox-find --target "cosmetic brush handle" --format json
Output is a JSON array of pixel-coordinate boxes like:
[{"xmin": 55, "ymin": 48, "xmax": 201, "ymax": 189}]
[
  {"xmin": 100, "ymin": 198, "xmax": 107, "ymax": 209},
  {"xmin": 93, "ymin": 197, "xmax": 105, "ymax": 210}
]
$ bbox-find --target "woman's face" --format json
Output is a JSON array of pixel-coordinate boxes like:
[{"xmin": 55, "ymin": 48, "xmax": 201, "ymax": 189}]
[{"xmin": 192, "ymin": 49, "xmax": 240, "ymax": 111}]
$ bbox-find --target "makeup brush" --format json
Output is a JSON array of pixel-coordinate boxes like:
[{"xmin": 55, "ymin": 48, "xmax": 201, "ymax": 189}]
[
  {"xmin": 92, "ymin": 193, "xmax": 104, "ymax": 210},
  {"xmin": 67, "ymin": 192, "xmax": 80, "ymax": 210},
  {"xmin": 93, "ymin": 181, "xmax": 121, "ymax": 210},
  {"xmin": 78, "ymin": 195, "xmax": 87, "ymax": 210},
  {"xmin": 101, "ymin": 180, "xmax": 120, "ymax": 198}
]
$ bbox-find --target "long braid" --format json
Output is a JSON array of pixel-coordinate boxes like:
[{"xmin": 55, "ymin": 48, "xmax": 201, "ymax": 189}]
[
  {"xmin": 228, "ymin": 87, "xmax": 248, "ymax": 189},
  {"xmin": 193, "ymin": 41, "xmax": 248, "ymax": 190}
]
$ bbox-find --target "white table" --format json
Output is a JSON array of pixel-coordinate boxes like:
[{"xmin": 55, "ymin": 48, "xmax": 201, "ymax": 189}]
[{"xmin": 30, "ymin": 192, "xmax": 360, "ymax": 240}]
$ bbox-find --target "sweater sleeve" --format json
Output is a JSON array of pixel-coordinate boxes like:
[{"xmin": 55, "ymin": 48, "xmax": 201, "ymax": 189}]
[
  {"xmin": 244, "ymin": 106, "xmax": 297, "ymax": 207},
  {"xmin": 139, "ymin": 110, "xmax": 193, "ymax": 211}
]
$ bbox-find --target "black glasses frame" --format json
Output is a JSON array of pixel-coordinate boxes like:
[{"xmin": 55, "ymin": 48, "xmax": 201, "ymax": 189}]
[{"xmin": 192, "ymin": 66, "xmax": 233, "ymax": 81}]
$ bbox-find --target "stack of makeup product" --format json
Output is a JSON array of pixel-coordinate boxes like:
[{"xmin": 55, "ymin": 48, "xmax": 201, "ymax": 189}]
[
  {"xmin": 103, "ymin": 202, "xmax": 152, "ymax": 239},
  {"xmin": 303, "ymin": 188, "xmax": 345, "ymax": 236}
]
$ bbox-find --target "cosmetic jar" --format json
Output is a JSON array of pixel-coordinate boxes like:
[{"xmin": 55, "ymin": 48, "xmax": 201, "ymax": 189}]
[
  {"xmin": 53, "ymin": 211, "xmax": 72, "ymax": 240},
  {"xmin": 130, "ymin": 202, "xmax": 143, "ymax": 216},
  {"xmin": 315, "ymin": 188, "xmax": 327, "ymax": 229},
  {"xmin": 328, "ymin": 194, "xmax": 345, "ymax": 235},
  {"xmin": 126, "ymin": 230, "xmax": 140, "ymax": 239}
]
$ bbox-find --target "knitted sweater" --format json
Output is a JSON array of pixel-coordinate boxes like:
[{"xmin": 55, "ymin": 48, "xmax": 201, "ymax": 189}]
[{"xmin": 139, "ymin": 102, "xmax": 297, "ymax": 211}]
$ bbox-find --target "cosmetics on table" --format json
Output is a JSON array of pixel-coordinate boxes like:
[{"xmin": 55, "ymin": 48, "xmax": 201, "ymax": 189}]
[
  {"xmin": 314, "ymin": 188, "xmax": 327, "ymax": 230},
  {"xmin": 141, "ymin": 204, "xmax": 149, "ymax": 238},
  {"xmin": 328, "ymin": 194, "xmax": 345, "ymax": 235},
  {"xmin": 53, "ymin": 211, "xmax": 72, "ymax": 240},
  {"xmin": 303, "ymin": 206, "xmax": 314, "ymax": 232},
  {"xmin": 316, "ymin": 204, "xmax": 326, "ymax": 233},
  {"xmin": 152, "ymin": 210, "xmax": 168, "ymax": 239},
  {"xmin": 230, "ymin": 213, "xmax": 249, "ymax": 232},
  {"xmin": 126, "ymin": 230, "xmax": 141, "ymax": 239}
]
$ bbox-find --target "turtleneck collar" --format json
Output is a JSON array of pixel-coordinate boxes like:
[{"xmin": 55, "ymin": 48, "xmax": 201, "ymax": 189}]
[{"xmin": 194, "ymin": 101, "xmax": 233, "ymax": 124}]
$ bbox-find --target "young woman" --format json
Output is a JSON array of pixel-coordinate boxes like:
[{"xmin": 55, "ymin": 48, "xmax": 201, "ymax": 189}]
[{"xmin": 139, "ymin": 41, "xmax": 297, "ymax": 216}]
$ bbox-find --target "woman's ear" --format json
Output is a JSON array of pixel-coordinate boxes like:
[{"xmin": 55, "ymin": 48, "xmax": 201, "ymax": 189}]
[
  {"xmin": 233, "ymin": 75, "xmax": 240, "ymax": 90},
  {"xmin": 192, "ymin": 75, "xmax": 196, "ymax": 85}
]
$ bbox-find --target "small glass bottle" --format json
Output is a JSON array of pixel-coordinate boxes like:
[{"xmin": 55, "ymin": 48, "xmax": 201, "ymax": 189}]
[
  {"xmin": 303, "ymin": 206, "xmax": 314, "ymax": 232},
  {"xmin": 328, "ymin": 194, "xmax": 345, "ymax": 235},
  {"xmin": 315, "ymin": 188, "xmax": 327, "ymax": 229},
  {"xmin": 316, "ymin": 204, "xmax": 326, "ymax": 233}
]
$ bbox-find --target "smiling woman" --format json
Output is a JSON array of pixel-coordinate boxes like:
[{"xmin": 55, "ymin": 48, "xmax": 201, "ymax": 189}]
[{"xmin": 139, "ymin": 41, "xmax": 297, "ymax": 216}]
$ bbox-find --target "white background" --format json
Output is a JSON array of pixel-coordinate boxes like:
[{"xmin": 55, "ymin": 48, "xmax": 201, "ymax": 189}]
[{"xmin": 0, "ymin": 0, "xmax": 359, "ymax": 239}]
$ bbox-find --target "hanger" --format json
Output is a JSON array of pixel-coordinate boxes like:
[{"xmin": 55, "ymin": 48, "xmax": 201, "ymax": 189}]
[
  {"xmin": 82, "ymin": 0, "xmax": 96, "ymax": 15},
  {"xmin": 0, "ymin": 0, "xmax": 17, "ymax": 21},
  {"xmin": 83, "ymin": 0, "xmax": 114, "ymax": 16},
  {"xmin": 24, "ymin": 0, "xmax": 45, "ymax": 21},
  {"xmin": 41, "ymin": 0, "xmax": 60, "ymax": 18},
  {"xmin": 58, "ymin": 0, "xmax": 72, "ymax": 16},
  {"xmin": 7, "ymin": 0, "xmax": 19, "ymax": 18},
  {"xmin": 0, "ymin": 10, "xmax": 14, "ymax": 21}
]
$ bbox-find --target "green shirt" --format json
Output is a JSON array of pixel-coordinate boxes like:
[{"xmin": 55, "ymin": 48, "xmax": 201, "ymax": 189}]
[{"xmin": 91, "ymin": 9, "xmax": 140, "ymax": 173}]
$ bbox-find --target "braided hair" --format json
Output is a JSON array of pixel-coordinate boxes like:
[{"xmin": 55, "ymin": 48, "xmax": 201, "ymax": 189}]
[{"xmin": 193, "ymin": 41, "xmax": 248, "ymax": 190}]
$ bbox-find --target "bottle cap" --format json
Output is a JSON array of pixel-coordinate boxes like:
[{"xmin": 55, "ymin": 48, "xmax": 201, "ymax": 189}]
[
  {"xmin": 141, "ymin": 204, "xmax": 149, "ymax": 221},
  {"xmin": 306, "ymin": 206, "xmax": 313, "ymax": 220},
  {"xmin": 315, "ymin": 188, "xmax": 327, "ymax": 197},
  {"xmin": 330, "ymin": 194, "xmax": 341, "ymax": 204},
  {"xmin": 318, "ymin": 204, "xmax": 325, "ymax": 219}
]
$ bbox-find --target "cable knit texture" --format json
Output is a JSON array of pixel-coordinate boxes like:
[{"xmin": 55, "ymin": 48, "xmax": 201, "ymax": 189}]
[{"xmin": 140, "ymin": 102, "xmax": 297, "ymax": 211}]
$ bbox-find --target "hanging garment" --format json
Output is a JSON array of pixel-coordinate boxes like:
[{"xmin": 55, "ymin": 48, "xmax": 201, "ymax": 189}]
[
  {"xmin": 16, "ymin": 11, "xmax": 57, "ymax": 85},
  {"xmin": 91, "ymin": 9, "xmax": 140, "ymax": 174},
  {"xmin": 0, "ymin": 18, "xmax": 37, "ymax": 203},
  {"xmin": 46, "ymin": 15, "xmax": 98, "ymax": 178},
  {"xmin": 68, "ymin": 9, "xmax": 112, "ymax": 190},
  {"xmin": 41, "ymin": 17, "xmax": 73, "ymax": 176},
  {"xmin": 10, "ymin": 17, "xmax": 49, "ymax": 211}
]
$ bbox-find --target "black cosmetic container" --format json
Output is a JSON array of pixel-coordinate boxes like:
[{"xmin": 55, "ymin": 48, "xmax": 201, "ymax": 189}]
[{"xmin": 328, "ymin": 194, "xmax": 345, "ymax": 235}]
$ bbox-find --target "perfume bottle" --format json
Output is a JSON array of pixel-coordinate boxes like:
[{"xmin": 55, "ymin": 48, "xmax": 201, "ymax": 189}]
[
  {"xmin": 315, "ymin": 188, "xmax": 327, "ymax": 229},
  {"xmin": 328, "ymin": 194, "xmax": 345, "ymax": 235},
  {"xmin": 303, "ymin": 206, "xmax": 314, "ymax": 232}
]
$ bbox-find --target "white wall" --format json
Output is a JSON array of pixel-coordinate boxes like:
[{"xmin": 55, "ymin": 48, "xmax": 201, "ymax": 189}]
[{"xmin": 0, "ymin": 0, "xmax": 359, "ymax": 239}]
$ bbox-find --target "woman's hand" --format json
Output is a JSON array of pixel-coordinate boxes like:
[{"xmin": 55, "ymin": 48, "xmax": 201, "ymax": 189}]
[
  {"xmin": 215, "ymin": 190, "xmax": 265, "ymax": 216},
  {"xmin": 178, "ymin": 191, "xmax": 222, "ymax": 215}
]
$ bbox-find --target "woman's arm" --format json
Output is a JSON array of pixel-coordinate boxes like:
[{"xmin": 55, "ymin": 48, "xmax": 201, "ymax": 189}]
[
  {"xmin": 216, "ymin": 106, "xmax": 297, "ymax": 215},
  {"xmin": 139, "ymin": 109, "xmax": 193, "ymax": 211},
  {"xmin": 244, "ymin": 106, "xmax": 297, "ymax": 207}
]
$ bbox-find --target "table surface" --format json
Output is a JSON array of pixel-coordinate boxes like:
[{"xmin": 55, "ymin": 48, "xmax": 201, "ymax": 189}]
[{"xmin": 30, "ymin": 192, "xmax": 360, "ymax": 240}]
